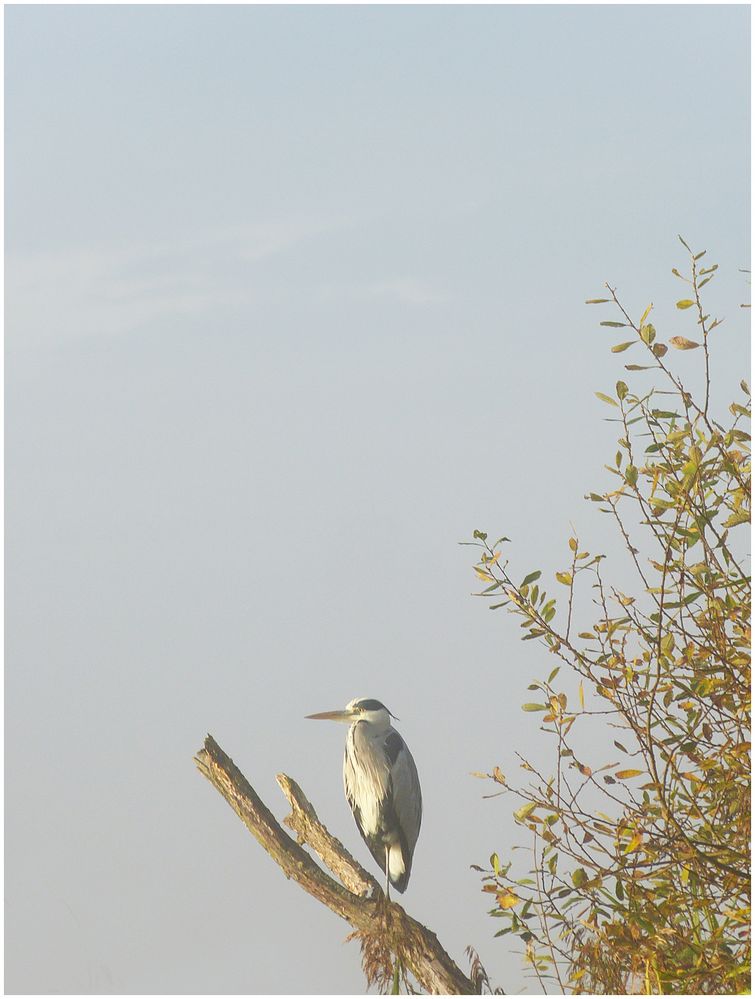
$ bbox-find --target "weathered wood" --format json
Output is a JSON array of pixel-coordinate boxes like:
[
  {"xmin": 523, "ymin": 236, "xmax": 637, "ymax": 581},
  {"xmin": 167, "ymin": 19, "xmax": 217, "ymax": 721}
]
[
  {"xmin": 276, "ymin": 772, "xmax": 380, "ymax": 897},
  {"xmin": 194, "ymin": 734, "xmax": 476, "ymax": 995}
]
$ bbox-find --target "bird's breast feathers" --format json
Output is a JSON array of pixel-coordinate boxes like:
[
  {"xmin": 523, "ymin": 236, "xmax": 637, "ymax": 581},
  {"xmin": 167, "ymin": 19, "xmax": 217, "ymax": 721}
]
[{"xmin": 343, "ymin": 725, "xmax": 396, "ymax": 836}]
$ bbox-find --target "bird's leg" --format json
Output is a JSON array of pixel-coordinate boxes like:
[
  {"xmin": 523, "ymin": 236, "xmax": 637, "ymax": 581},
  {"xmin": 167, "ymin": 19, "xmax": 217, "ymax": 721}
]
[{"xmin": 384, "ymin": 845, "xmax": 391, "ymax": 902}]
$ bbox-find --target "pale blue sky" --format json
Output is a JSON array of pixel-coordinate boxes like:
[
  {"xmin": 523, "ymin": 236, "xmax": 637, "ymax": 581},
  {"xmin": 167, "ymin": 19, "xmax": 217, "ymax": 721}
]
[{"xmin": 5, "ymin": 5, "xmax": 750, "ymax": 995}]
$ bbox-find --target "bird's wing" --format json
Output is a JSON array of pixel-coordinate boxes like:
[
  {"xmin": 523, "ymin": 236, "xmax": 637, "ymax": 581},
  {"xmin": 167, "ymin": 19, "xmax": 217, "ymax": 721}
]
[{"xmin": 385, "ymin": 730, "xmax": 422, "ymax": 858}]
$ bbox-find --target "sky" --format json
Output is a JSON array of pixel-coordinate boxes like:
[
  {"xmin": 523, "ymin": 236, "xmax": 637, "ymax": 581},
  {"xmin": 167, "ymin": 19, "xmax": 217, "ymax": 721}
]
[{"xmin": 5, "ymin": 4, "xmax": 750, "ymax": 995}]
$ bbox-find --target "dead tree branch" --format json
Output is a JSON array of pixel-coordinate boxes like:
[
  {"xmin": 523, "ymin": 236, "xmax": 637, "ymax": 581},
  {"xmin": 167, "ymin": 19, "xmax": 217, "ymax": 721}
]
[{"xmin": 194, "ymin": 734, "xmax": 476, "ymax": 995}]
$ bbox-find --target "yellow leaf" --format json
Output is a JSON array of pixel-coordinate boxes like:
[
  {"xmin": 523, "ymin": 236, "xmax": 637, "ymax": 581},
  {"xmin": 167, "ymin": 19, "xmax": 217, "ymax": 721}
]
[
  {"xmin": 579, "ymin": 681, "xmax": 585, "ymax": 709},
  {"xmin": 514, "ymin": 801, "xmax": 537, "ymax": 822},
  {"xmin": 497, "ymin": 891, "xmax": 519, "ymax": 909},
  {"xmin": 624, "ymin": 832, "xmax": 643, "ymax": 854},
  {"xmin": 616, "ymin": 769, "xmax": 643, "ymax": 779},
  {"xmin": 669, "ymin": 335, "xmax": 700, "ymax": 350},
  {"xmin": 595, "ymin": 391, "xmax": 618, "ymax": 407}
]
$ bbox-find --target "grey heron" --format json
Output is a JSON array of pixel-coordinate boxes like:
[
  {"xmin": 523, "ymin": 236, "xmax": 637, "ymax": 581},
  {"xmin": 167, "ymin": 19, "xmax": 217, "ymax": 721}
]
[{"xmin": 306, "ymin": 697, "xmax": 422, "ymax": 897}]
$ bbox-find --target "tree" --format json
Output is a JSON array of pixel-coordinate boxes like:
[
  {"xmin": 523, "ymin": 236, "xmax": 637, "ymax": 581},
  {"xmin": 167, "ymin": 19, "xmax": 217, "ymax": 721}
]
[{"xmin": 468, "ymin": 239, "xmax": 750, "ymax": 994}]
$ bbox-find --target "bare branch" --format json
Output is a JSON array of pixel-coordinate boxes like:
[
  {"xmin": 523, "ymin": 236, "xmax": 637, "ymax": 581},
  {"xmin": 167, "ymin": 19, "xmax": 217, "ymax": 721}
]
[{"xmin": 276, "ymin": 772, "xmax": 379, "ymax": 897}]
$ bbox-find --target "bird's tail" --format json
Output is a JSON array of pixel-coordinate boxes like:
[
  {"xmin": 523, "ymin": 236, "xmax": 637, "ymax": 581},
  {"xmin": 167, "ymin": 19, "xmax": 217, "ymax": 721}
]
[{"xmin": 387, "ymin": 841, "xmax": 410, "ymax": 893}]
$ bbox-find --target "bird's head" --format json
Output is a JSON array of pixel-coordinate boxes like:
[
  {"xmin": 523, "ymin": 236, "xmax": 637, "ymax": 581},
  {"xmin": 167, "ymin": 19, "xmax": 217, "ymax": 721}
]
[{"xmin": 306, "ymin": 697, "xmax": 397, "ymax": 730}]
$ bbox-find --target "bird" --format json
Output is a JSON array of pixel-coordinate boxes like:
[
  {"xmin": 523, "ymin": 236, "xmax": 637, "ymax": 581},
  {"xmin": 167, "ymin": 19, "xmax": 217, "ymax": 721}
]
[{"xmin": 306, "ymin": 697, "xmax": 422, "ymax": 897}]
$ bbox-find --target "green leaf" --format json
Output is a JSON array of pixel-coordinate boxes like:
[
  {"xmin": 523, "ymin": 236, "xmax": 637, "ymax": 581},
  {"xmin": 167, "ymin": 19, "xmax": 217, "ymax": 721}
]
[
  {"xmin": 572, "ymin": 868, "xmax": 588, "ymax": 888},
  {"xmin": 676, "ymin": 299, "xmax": 695, "ymax": 309},
  {"xmin": 555, "ymin": 572, "xmax": 572, "ymax": 585},
  {"xmin": 585, "ymin": 298, "xmax": 610, "ymax": 304},
  {"xmin": 595, "ymin": 392, "xmax": 618, "ymax": 407},
  {"xmin": 600, "ymin": 320, "xmax": 627, "ymax": 328},
  {"xmin": 625, "ymin": 465, "xmax": 638, "ymax": 486},
  {"xmin": 514, "ymin": 802, "xmax": 537, "ymax": 822},
  {"xmin": 522, "ymin": 703, "xmax": 547, "ymax": 712},
  {"xmin": 639, "ymin": 323, "xmax": 656, "ymax": 344},
  {"xmin": 660, "ymin": 633, "xmax": 675, "ymax": 656},
  {"xmin": 723, "ymin": 509, "xmax": 750, "ymax": 528},
  {"xmin": 521, "ymin": 570, "xmax": 542, "ymax": 587},
  {"xmin": 616, "ymin": 380, "xmax": 628, "ymax": 400},
  {"xmin": 611, "ymin": 341, "xmax": 634, "ymax": 353}
]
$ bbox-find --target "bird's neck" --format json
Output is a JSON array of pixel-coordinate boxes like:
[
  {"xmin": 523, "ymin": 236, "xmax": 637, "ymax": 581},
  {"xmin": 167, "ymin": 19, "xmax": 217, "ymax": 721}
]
[{"xmin": 352, "ymin": 718, "xmax": 391, "ymax": 738}]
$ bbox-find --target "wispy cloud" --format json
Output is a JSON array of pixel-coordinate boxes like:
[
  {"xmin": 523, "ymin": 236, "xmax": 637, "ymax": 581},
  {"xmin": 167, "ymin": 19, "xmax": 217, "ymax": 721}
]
[
  {"xmin": 7, "ymin": 212, "xmax": 451, "ymax": 356},
  {"xmin": 6, "ymin": 215, "xmax": 348, "ymax": 345}
]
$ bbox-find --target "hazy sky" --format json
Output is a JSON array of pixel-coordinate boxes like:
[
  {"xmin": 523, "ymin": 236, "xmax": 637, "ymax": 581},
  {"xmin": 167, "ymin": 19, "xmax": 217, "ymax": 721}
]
[{"xmin": 5, "ymin": 5, "xmax": 749, "ymax": 995}]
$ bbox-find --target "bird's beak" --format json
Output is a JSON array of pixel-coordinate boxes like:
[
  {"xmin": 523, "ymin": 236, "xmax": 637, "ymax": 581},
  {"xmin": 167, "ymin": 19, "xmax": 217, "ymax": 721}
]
[{"xmin": 305, "ymin": 709, "xmax": 355, "ymax": 723}]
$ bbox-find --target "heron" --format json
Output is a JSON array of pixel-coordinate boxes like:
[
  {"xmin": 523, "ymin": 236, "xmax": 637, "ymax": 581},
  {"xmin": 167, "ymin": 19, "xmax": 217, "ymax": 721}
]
[{"xmin": 306, "ymin": 697, "xmax": 422, "ymax": 898}]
